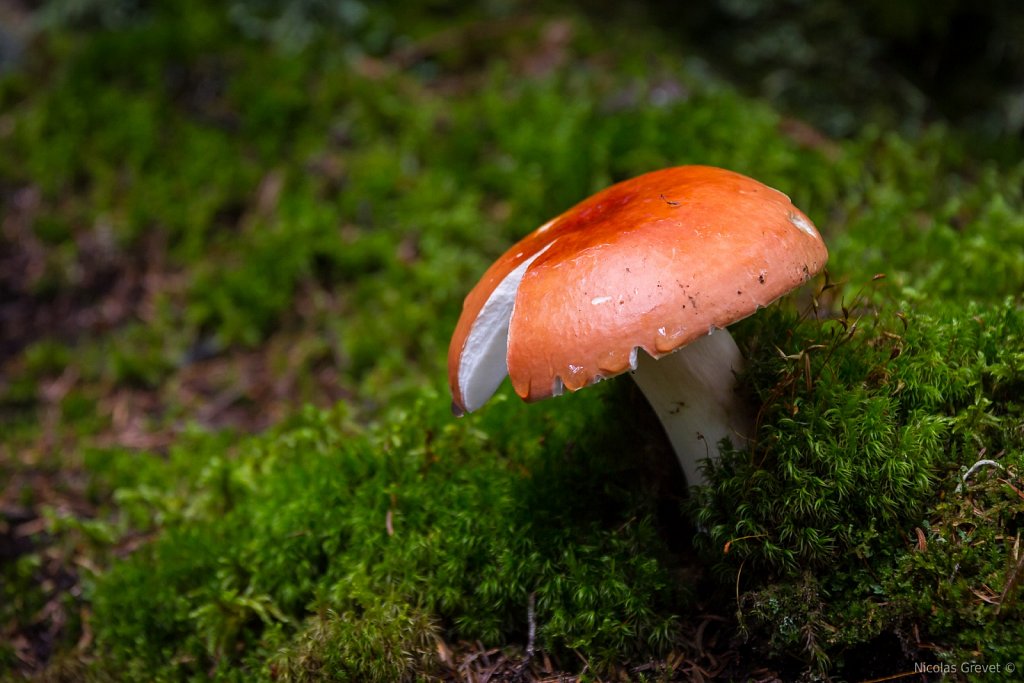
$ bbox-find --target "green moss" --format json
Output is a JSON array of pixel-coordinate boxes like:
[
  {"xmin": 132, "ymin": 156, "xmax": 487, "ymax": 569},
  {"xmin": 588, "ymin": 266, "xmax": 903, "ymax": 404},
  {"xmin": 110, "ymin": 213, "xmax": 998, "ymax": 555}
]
[
  {"xmin": 694, "ymin": 296, "xmax": 1024, "ymax": 670},
  {"xmin": 265, "ymin": 598, "xmax": 441, "ymax": 682},
  {"xmin": 73, "ymin": 294, "xmax": 1024, "ymax": 678},
  {"xmin": 82, "ymin": 393, "xmax": 686, "ymax": 678}
]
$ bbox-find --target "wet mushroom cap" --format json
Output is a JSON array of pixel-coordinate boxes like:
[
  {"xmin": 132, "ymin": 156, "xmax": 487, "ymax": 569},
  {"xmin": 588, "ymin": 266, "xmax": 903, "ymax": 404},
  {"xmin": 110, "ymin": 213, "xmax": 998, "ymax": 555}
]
[{"xmin": 449, "ymin": 165, "xmax": 828, "ymax": 412}]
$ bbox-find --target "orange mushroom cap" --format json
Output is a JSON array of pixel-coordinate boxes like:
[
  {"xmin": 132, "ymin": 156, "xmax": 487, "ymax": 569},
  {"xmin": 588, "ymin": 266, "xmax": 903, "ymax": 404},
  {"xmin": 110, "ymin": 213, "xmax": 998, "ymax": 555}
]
[{"xmin": 448, "ymin": 165, "xmax": 828, "ymax": 414}]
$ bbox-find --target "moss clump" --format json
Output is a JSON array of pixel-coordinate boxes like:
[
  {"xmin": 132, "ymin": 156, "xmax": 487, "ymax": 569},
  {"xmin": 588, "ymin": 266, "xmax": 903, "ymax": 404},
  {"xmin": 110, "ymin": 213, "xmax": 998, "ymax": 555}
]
[
  {"xmin": 695, "ymin": 295, "xmax": 1024, "ymax": 672},
  {"xmin": 699, "ymin": 298, "xmax": 1023, "ymax": 570},
  {"xmin": 84, "ymin": 394, "xmax": 686, "ymax": 679},
  {"xmin": 76, "ymin": 293, "xmax": 1024, "ymax": 679},
  {"xmin": 265, "ymin": 599, "xmax": 441, "ymax": 682}
]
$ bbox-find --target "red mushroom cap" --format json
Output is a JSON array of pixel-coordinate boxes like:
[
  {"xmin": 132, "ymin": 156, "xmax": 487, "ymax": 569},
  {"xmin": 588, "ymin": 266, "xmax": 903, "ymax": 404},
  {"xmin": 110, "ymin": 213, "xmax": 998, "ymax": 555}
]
[{"xmin": 448, "ymin": 165, "xmax": 828, "ymax": 413}]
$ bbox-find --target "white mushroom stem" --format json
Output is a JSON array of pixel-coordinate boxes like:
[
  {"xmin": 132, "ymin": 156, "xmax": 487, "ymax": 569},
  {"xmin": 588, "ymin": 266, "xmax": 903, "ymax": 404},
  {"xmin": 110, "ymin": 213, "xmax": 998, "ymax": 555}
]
[{"xmin": 629, "ymin": 329, "xmax": 754, "ymax": 487}]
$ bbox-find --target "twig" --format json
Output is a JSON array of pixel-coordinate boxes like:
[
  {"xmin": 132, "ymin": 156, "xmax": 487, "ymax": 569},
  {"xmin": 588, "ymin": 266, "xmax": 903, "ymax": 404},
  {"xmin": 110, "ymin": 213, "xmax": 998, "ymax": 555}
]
[
  {"xmin": 734, "ymin": 557, "xmax": 747, "ymax": 610},
  {"xmin": 573, "ymin": 649, "xmax": 591, "ymax": 676},
  {"xmin": 514, "ymin": 592, "xmax": 537, "ymax": 681},
  {"xmin": 999, "ymin": 532, "xmax": 1024, "ymax": 617},
  {"xmin": 724, "ymin": 533, "xmax": 766, "ymax": 555},
  {"xmin": 956, "ymin": 459, "xmax": 1004, "ymax": 493}
]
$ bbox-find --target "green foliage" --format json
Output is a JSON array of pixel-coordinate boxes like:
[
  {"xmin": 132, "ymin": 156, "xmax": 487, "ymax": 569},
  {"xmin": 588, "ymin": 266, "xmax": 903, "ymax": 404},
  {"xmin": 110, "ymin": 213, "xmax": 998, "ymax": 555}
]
[
  {"xmin": 638, "ymin": 0, "xmax": 1024, "ymax": 142},
  {"xmin": 0, "ymin": 555, "xmax": 49, "ymax": 666},
  {"xmin": 830, "ymin": 129, "xmax": 1024, "ymax": 302},
  {"xmin": 84, "ymin": 393, "xmax": 685, "ymax": 679},
  {"xmin": 887, "ymin": 462, "xmax": 1024, "ymax": 660},
  {"xmin": 266, "ymin": 599, "xmax": 441, "ymax": 682},
  {"xmin": 694, "ymin": 297, "xmax": 1024, "ymax": 670},
  {"xmin": 698, "ymin": 300, "xmax": 1011, "ymax": 570},
  {"xmin": 74, "ymin": 295, "xmax": 1024, "ymax": 678}
]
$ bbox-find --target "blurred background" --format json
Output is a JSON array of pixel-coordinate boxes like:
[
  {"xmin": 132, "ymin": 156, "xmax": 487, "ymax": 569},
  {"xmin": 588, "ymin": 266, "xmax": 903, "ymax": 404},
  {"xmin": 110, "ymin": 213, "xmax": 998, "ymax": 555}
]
[
  {"xmin": 3, "ymin": 0, "xmax": 1022, "ymax": 428},
  {"xmin": 2, "ymin": 0, "xmax": 1024, "ymax": 679}
]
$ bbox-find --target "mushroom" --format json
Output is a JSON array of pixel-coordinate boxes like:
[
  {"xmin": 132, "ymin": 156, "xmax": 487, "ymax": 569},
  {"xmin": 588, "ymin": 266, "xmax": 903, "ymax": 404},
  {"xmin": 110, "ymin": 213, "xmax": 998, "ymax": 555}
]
[{"xmin": 448, "ymin": 166, "xmax": 828, "ymax": 487}]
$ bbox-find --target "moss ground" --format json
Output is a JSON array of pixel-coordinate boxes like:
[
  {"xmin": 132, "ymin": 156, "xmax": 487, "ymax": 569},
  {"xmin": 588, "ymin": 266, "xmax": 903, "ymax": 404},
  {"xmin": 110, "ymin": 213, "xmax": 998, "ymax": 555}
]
[{"xmin": 2, "ymin": 1, "xmax": 1023, "ymax": 680}]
